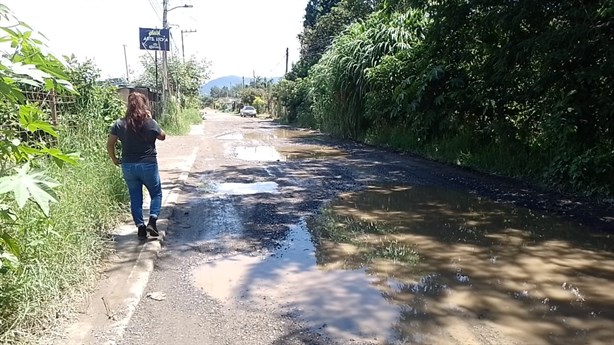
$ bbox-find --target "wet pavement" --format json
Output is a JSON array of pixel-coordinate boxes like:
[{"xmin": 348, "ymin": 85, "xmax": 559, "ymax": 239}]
[{"xmin": 123, "ymin": 112, "xmax": 614, "ymax": 345}]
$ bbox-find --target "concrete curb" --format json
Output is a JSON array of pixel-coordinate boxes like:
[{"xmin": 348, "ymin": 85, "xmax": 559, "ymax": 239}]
[
  {"xmin": 62, "ymin": 146, "xmax": 199, "ymax": 345},
  {"xmin": 110, "ymin": 147, "xmax": 198, "ymax": 341}
]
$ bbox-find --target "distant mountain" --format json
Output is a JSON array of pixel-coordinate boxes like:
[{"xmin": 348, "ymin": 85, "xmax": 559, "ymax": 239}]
[{"xmin": 200, "ymin": 75, "xmax": 282, "ymax": 96}]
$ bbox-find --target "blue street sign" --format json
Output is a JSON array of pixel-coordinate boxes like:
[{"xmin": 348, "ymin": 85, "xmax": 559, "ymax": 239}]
[{"xmin": 139, "ymin": 28, "xmax": 170, "ymax": 51}]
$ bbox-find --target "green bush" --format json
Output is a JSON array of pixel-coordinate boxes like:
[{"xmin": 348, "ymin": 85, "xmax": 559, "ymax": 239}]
[
  {"xmin": 159, "ymin": 96, "xmax": 203, "ymax": 135},
  {"xmin": 0, "ymin": 123, "xmax": 127, "ymax": 342},
  {"xmin": 0, "ymin": 50, "xmax": 129, "ymax": 341}
]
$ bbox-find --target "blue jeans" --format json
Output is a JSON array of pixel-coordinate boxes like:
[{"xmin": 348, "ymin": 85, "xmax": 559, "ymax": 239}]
[{"xmin": 121, "ymin": 163, "xmax": 162, "ymax": 226}]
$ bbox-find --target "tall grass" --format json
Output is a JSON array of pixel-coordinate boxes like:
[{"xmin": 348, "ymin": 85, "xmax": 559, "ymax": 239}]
[
  {"xmin": 159, "ymin": 99, "xmax": 202, "ymax": 135},
  {"xmin": 0, "ymin": 119, "xmax": 128, "ymax": 343}
]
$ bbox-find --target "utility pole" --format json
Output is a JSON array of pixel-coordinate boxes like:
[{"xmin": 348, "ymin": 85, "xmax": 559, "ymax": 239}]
[
  {"xmin": 123, "ymin": 44, "xmax": 130, "ymax": 83},
  {"xmin": 155, "ymin": 51, "xmax": 159, "ymax": 90},
  {"xmin": 181, "ymin": 29, "xmax": 197, "ymax": 63},
  {"xmin": 161, "ymin": 2, "xmax": 193, "ymax": 113},
  {"xmin": 285, "ymin": 47, "xmax": 289, "ymax": 75},
  {"xmin": 162, "ymin": 0, "xmax": 169, "ymax": 112}
]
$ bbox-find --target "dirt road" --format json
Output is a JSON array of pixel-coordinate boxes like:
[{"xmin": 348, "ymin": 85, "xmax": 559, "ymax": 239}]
[{"xmin": 120, "ymin": 112, "xmax": 613, "ymax": 345}]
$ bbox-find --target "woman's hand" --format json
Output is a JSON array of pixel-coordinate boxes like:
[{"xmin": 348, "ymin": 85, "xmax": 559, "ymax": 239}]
[{"xmin": 107, "ymin": 134, "xmax": 121, "ymax": 166}]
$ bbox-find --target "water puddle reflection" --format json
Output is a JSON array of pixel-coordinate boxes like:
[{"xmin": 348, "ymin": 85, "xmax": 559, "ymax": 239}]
[
  {"xmin": 213, "ymin": 181, "xmax": 279, "ymax": 195},
  {"xmin": 235, "ymin": 145, "xmax": 345, "ymax": 162},
  {"xmin": 235, "ymin": 146, "xmax": 284, "ymax": 161},
  {"xmin": 193, "ymin": 222, "xmax": 399, "ymax": 343},
  {"xmin": 308, "ymin": 185, "xmax": 614, "ymax": 345},
  {"xmin": 244, "ymin": 128, "xmax": 314, "ymax": 141},
  {"xmin": 230, "ymin": 128, "xmax": 341, "ymax": 162},
  {"xmin": 277, "ymin": 145, "xmax": 347, "ymax": 161}
]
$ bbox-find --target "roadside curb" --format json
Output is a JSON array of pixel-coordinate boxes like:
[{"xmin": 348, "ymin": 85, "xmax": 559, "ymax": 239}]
[
  {"xmin": 109, "ymin": 146, "xmax": 198, "ymax": 342},
  {"xmin": 62, "ymin": 145, "xmax": 198, "ymax": 345}
]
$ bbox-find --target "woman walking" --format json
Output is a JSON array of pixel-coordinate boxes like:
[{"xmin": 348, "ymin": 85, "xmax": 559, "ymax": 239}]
[{"xmin": 107, "ymin": 92, "xmax": 166, "ymax": 239}]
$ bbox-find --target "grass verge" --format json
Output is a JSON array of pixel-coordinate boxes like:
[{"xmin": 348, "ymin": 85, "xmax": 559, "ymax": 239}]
[
  {"xmin": 159, "ymin": 107, "xmax": 203, "ymax": 135},
  {"xmin": 0, "ymin": 122, "xmax": 128, "ymax": 344}
]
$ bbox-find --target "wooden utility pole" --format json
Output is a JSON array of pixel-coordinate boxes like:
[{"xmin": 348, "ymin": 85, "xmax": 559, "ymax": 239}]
[
  {"xmin": 181, "ymin": 29, "xmax": 197, "ymax": 63},
  {"xmin": 161, "ymin": 1, "xmax": 193, "ymax": 113},
  {"xmin": 285, "ymin": 47, "xmax": 289, "ymax": 75},
  {"xmin": 155, "ymin": 51, "xmax": 159, "ymax": 90},
  {"xmin": 162, "ymin": 0, "xmax": 169, "ymax": 111}
]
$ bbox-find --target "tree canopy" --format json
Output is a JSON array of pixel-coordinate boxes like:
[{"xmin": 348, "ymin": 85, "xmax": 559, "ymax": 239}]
[{"xmin": 137, "ymin": 55, "xmax": 211, "ymax": 99}]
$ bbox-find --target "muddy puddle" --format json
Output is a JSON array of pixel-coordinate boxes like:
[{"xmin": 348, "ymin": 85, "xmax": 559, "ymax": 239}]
[
  {"xmin": 234, "ymin": 144, "xmax": 345, "ymax": 162},
  {"xmin": 231, "ymin": 128, "xmax": 344, "ymax": 162},
  {"xmin": 244, "ymin": 128, "xmax": 315, "ymax": 141},
  {"xmin": 276, "ymin": 145, "xmax": 346, "ymax": 160},
  {"xmin": 307, "ymin": 185, "xmax": 614, "ymax": 345},
  {"xmin": 193, "ymin": 222, "xmax": 399, "ymax": 343},
  {"xmin": 235, "ymin": 145, "xmax": 284, "ymax": 161}
]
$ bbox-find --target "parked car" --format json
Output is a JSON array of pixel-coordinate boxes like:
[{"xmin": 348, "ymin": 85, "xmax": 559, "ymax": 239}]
[{"xmin": 240, "ymin": 106, "xmax": 257, "ymax": 117}]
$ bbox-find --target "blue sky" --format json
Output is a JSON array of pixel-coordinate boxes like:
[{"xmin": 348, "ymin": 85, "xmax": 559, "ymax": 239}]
[{"xmin": 3, "ymin": 0, "xmax": 306, "ymax": 80}]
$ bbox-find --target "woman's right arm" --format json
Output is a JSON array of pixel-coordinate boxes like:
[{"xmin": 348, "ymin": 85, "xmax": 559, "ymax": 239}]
[
  {"xmin": 157, "ymin": 129, "xmax": 166, "ymax": 141},
  {"xmin": 152, "ymin": 119, "xmax": 166, "ymax": 140},
  {"xmin": 107, "ymin": 134, "xmax": 121, "ymax": 165}
]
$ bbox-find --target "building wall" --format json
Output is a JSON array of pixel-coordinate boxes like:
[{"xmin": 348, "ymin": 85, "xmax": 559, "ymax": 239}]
[{"xmin": 116, "ymin": 87, "xmax": 162, "ymax": 119}]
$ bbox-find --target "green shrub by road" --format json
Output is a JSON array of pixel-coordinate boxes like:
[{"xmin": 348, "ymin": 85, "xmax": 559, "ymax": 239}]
[{"xmin": 159, "ymin": 96, "xmax": 203, "ymax": 135}]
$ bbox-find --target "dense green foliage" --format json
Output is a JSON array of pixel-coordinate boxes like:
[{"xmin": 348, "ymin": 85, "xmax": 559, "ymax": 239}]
[
  {"xmin": 0, "ymin": 6, "xmax": 128, "ymax": 341},
  {"xmin": 289, "ymin": 0, "xmax": 378, "ymax": 79},
  {"xmin": 275, "ymin": 0, "xmax": 614, "ymax": 197}
]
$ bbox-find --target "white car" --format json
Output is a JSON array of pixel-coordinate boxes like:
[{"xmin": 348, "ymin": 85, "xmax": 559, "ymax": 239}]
[{"xmin": 240, "ymin": 106, "xmax": 257, "ymax": 117}]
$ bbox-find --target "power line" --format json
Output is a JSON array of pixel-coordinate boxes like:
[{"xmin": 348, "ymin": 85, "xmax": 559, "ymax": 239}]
[
  {"xmin": 265, "ymin": 53, "xmax": 287, "ymax": 77},
  {"xmin": 135, "ymin": 0, "xmax": 162, "ymax": 85},
  {"xmin": 180, "ymin": 29, "xmax": 197, "ymax": 62},
  {"xmin": 169, "ymin": 31, "xmax": 180, "ymax": 57},
  {"xmin": 147, "ymin": 0, "xmax": 162, "ymax": 21},
  {"xmin": 188, "ymin": 14, "xmax": 198, "ymax": 27}
]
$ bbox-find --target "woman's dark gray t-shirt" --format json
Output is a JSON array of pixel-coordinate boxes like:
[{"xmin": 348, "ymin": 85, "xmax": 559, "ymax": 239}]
[{"xmin": 110, "ymin": 118, "xmax": 162, "ymax": 163}]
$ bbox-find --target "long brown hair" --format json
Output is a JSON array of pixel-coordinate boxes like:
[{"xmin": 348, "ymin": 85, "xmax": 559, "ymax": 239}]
[{"xmin": 125, "ymin": 92, "xmax": 150, "ymax": 135}]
